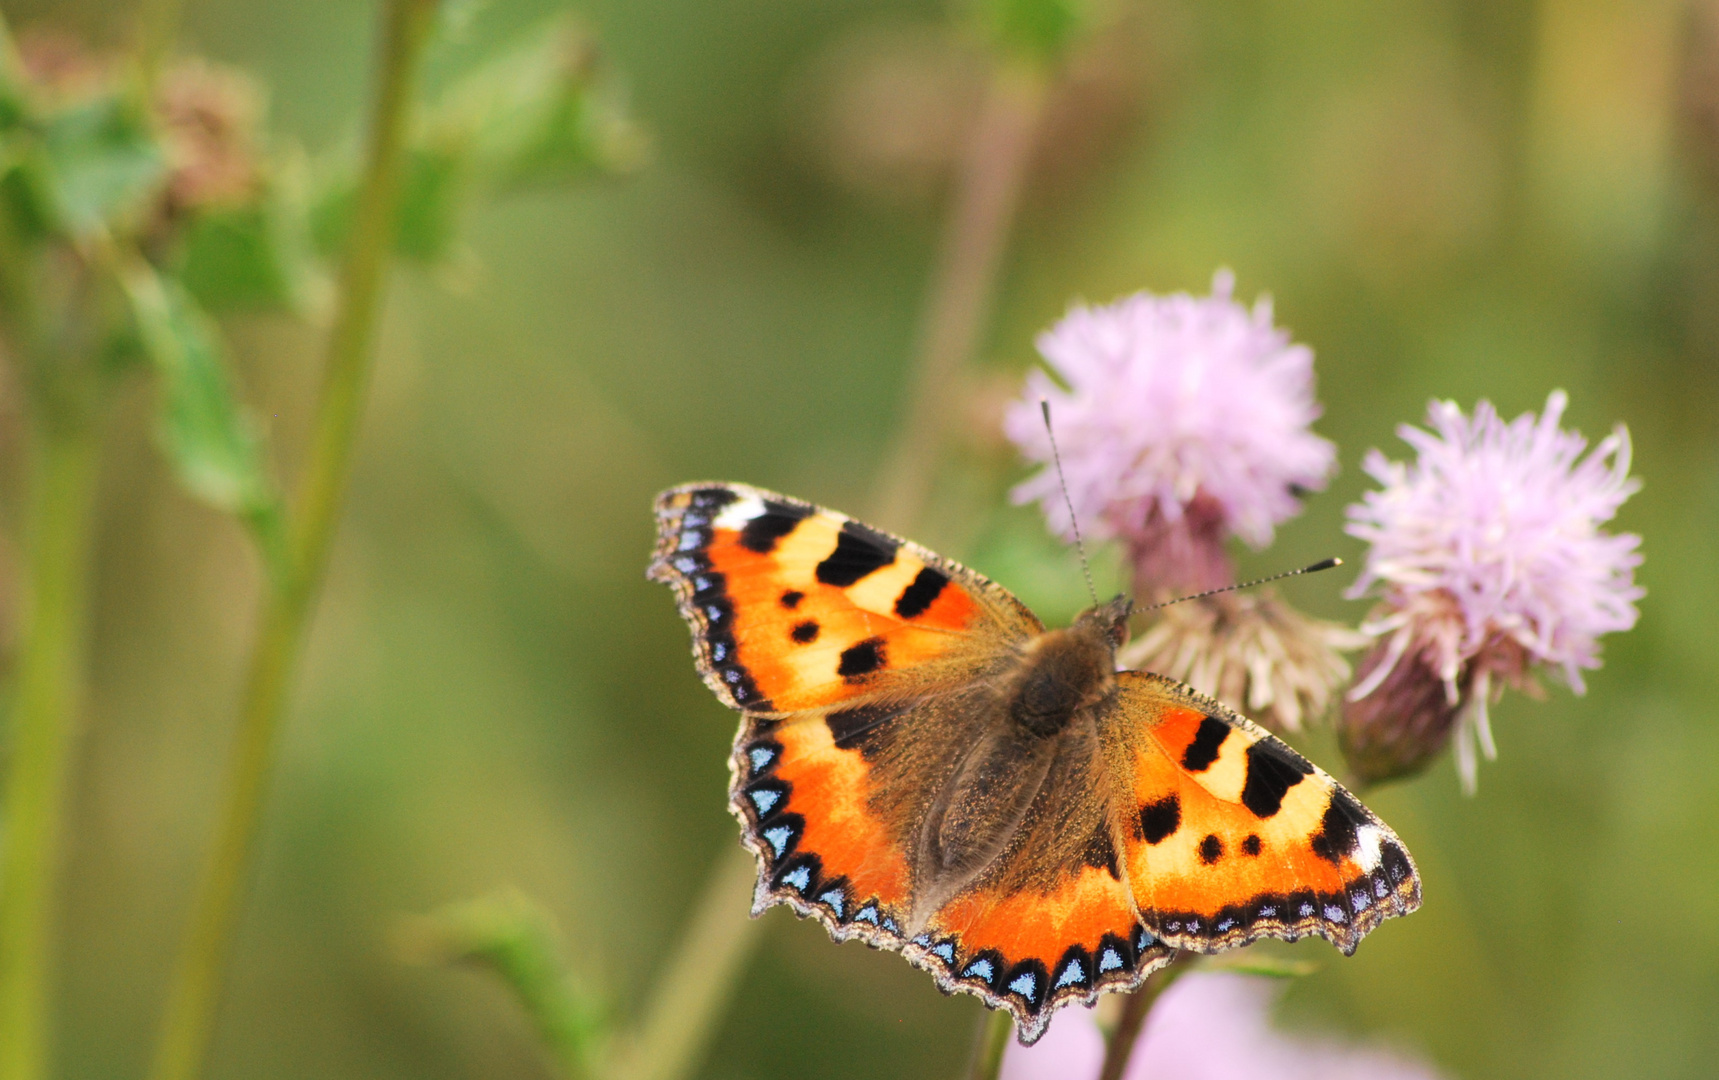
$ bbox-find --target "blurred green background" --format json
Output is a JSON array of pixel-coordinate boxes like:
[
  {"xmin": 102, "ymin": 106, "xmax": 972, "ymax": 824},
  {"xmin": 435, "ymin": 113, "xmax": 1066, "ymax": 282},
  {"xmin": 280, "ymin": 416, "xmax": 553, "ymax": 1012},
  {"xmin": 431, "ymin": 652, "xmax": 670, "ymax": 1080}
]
[{"xmin": 4, "ymin": 0, "xmax": 1717, "ymax": 1076}]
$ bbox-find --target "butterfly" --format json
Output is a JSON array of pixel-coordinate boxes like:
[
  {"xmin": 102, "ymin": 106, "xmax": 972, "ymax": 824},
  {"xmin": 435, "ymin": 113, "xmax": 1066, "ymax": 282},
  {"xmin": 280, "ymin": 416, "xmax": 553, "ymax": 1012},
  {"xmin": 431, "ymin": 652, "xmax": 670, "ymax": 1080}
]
[{"xmin": 648, "ymin": 482, "xmax": 1420, "ymax": 1044}]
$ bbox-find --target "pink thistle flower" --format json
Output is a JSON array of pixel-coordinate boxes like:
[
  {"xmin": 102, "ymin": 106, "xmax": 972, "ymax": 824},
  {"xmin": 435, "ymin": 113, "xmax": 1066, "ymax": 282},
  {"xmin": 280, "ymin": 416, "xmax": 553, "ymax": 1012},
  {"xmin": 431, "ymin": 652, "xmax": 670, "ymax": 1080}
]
[
  {"xmin": 1342, "ymin": 390, "xmax": 1643, "ymax": 791},
  {"xmin": 1004, "ymin": 270, "xmax": 1336, "ymax": 594},
  {"xmin": 1001, "ymin": 972, "xmax": 1447, "ymax": 1080}
]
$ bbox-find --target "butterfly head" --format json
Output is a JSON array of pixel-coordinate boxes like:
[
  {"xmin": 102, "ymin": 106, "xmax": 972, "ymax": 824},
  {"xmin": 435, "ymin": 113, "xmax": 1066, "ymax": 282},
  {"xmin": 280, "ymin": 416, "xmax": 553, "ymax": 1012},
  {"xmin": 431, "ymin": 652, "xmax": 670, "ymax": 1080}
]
[{"xmin": 1072, "ymin": 594, "xmax": 1133, "ymax": 651}]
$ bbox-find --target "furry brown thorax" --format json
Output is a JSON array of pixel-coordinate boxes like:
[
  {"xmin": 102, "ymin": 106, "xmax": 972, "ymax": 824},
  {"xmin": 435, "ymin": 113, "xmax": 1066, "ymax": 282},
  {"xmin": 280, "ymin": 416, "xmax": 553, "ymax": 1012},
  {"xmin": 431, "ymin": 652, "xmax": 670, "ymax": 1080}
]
[
  {"xmin": 909, "ymin": 596, "xmax": 1132, "ymax": 929},
  {"xmin": 1007, "ymin": 596, "xmax": 1133, "ymax": 737}
]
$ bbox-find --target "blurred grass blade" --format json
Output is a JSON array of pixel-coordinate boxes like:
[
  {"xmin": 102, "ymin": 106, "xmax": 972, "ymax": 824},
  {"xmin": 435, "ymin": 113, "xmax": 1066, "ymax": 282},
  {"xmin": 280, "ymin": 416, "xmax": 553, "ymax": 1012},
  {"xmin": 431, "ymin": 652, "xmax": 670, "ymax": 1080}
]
[{"xmin": 398, "ymin": 891, "xmax": 606, "ymax": 1078}]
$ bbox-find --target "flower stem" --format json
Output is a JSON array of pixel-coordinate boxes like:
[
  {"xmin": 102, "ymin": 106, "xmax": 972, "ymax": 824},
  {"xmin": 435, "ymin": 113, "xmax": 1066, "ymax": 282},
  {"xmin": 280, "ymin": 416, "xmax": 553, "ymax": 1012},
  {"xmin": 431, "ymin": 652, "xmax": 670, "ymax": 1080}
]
[
  {"xmin": 965, "ymin": 1010, "xmax": 1014, "ymax": 1080},
  {"xmin": 869, "ymin": 63, "xmax": 1048, "ymax": 533},
  {"xmin": 0, "ymin": 386, "xmax": 102, "ymax": 1080},
  {"xmin": 606, "ymin": 846, "xmax": 763, "ymax": 1080},
  {"xmin": 131, "ymin": 0, "xmax": 185, "ymax": 93},
  {"xmin": 146, "ymin": 3, "xmax": 438, "ymax": 1079},
  {"xmin": 1097, "ymin": 955, "xmax": 1188, "ymax": 1080}
]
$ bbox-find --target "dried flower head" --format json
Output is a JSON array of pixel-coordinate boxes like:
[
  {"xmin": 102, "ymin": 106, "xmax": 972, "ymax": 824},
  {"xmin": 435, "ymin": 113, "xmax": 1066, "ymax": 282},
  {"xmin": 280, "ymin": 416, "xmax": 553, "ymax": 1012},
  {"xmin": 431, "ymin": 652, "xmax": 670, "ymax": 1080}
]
[
  {"xmin": 155, "ymin": 58, "xmax": 267, "ymax": 213},
  {"xmin": 1342, "ymin": 390, "xmax": 1642, "ymax": 790},
  {"xmin": 1121, "ymin": 589, "xmax": 1368, "ymax": 733},
  {"xmin": 1002, "ymin": 971, "xmax": 1447, "ymax": 1080},
  {"xmin": 1005, "ymin": 271, "xmax": 1336, "ymax": 594}
]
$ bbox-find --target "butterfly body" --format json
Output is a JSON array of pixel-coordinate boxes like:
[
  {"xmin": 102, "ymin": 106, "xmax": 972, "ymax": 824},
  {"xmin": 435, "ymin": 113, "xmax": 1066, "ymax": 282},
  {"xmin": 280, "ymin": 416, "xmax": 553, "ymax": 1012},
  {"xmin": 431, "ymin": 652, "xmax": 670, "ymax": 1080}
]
[{"xmin": 649, "ymin": 482, "xmax": 1420, "ymax": 1043}]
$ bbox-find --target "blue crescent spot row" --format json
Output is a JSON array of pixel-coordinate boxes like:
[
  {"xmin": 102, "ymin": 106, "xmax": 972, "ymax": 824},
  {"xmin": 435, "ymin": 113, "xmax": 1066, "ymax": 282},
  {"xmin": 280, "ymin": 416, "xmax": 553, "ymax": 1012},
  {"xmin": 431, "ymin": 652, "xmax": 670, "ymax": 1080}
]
[
  {"xmin": 662, "ymin": 490, "xmax": 772, "ymax": 710},
  {"xmin": 737, "ymin": 733, "xmax": 1167, "ymax": 1016}
]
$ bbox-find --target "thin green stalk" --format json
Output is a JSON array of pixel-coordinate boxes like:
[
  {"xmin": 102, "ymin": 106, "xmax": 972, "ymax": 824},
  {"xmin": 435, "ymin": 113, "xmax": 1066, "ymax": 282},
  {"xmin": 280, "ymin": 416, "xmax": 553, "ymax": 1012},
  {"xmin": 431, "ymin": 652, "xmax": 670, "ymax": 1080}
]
[
  {"xmin": 147, "ymin": 3, "xmax": 439, "ymax": 1079},
  {"xmin": 606, "ymin": 844, "xmax": 764, "ymax": 1080},
  {"xmin": 1097, "ymin": 955, "xmax": 1189, "ymax": 1080},
  {"xmin": 131, "ymin": 0, "xmax": 185, "ymax": 95},
  {"xmin": 0, "ymin": 397, "xmax": 102, "ymax": 1080},
  {"xmin": 965, "ymin": 1010, "xmax": 1014, "ymax": 1080},
  {"xmin": 868, "ymin": 64, "xmax": 1049, "ymax": 533}
]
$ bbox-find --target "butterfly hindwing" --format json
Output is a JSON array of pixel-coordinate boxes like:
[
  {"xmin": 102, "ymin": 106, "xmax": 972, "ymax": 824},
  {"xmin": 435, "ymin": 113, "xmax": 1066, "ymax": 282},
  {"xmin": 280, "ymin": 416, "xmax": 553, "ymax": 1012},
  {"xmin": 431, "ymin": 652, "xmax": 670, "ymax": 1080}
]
[
  {"xmin": 730, "ymin": 689, "xmax": 1174, "ymax": 1045},
  {"xmin": 1102, "ymin": 672, "xmax": 1420, "ymax": 954}
]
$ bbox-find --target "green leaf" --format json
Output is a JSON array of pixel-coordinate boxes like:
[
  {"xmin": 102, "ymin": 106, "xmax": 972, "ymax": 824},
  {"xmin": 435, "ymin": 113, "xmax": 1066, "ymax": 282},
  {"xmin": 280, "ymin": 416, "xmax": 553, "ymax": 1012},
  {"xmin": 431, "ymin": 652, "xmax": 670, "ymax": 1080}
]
[
  {"xmin": 971, "ymin": 0, "xmax": 1090, "ymax": 68},
  {"xmin": 433, "ymin": 16, "xmax": 646, "ymax": 191},
  {"xmin": 176, "ymin": 157, "xmax": 324, "ymax": 313},
  {"xmin": 37, "ymin": 95, "xmax": 165, "ymax": 237},
  {"xmin": 310, "ymin": 143, "xmax": 472, "ymax": 265},
  {"xmin": 398, "ymin": 890, "xmax": 606, "ymax": 1079},
  {"xmin": 109, "ymin": 245, "xmax": 286, "ymax": 577}
]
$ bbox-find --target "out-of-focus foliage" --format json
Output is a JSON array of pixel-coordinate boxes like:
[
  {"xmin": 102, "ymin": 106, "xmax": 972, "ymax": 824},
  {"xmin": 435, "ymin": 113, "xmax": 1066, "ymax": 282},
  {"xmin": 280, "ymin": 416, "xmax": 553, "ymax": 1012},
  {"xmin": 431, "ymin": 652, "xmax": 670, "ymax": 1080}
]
[{"xmin": 0, "ymin": 0, "xmax": 1711, "ymax": 1079}]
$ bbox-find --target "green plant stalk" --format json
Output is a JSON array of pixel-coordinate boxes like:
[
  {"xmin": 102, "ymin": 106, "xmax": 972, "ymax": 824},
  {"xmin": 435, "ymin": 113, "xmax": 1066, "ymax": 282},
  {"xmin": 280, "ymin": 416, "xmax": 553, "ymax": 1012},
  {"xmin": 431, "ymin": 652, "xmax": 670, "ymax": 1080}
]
[
  {"xmin": 966, "ymin": 1009, "xmax": 1014, "ymax": 1080},
  {"xmin": 147, "ymin": 2, "xmax": 440, "ymax": 1079},
  {"xmin": 607, "ymin": 844, "xmax": 764, "ymax": 1080},
  {"xmin": 0, "ymin": 398, "xmax": 102, "ymax": 1080},
  {"xmin": 868, "ymin": 63, "xmax": 1049, "ymax": 533}
]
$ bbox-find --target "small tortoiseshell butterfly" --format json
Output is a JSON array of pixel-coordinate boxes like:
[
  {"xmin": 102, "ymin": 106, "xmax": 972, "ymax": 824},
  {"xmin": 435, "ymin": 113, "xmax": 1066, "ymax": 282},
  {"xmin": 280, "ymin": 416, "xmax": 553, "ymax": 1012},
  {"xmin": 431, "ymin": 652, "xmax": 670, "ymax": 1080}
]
[{"xmin": 649, "ymin": 482, "xmax": 1420, "ymax": 1043}]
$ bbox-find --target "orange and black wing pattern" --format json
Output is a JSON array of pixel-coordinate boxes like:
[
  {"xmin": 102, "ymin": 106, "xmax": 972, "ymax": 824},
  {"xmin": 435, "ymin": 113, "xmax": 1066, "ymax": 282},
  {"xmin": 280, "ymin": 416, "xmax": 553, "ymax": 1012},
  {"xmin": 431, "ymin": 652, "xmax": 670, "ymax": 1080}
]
[
  {"xmin": 1101, "ymin": 672, "xmax": 1421, "ymax": 954},
  {"xmin": 648, "ymin": 483, "xmax": 1037, "ymax": 715}
]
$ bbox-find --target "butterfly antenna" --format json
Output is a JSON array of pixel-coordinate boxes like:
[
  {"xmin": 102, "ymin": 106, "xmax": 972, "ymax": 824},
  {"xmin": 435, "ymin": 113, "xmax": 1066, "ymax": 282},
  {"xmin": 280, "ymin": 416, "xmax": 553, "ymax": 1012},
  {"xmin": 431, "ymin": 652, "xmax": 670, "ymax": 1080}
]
[
  {"xmin": 1137, "ymin": 557, "xmax": 1345, "ymax": 612},
  {"xmin": 1041, "ymin": 400, "xmax": 1098, "ymax": 607}
]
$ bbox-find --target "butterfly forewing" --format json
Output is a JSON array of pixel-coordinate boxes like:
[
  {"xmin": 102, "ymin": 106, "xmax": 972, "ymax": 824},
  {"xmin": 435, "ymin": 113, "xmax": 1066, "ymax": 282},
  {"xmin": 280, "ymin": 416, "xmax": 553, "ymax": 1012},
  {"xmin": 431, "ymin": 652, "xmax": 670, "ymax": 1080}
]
[{"xmin": 648, "ymin": 483, "xmax": 1037, "ymax": 714}]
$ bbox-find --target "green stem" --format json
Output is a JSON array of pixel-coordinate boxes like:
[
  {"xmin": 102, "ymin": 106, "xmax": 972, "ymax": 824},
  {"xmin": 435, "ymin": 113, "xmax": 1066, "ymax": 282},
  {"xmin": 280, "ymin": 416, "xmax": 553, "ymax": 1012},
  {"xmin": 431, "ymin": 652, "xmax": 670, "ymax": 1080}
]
[
  {"xmin": 131, "ymin": 0, "xmax": 185, "ymax": 95},
  {"xmin": 1097, "ymin": 955, "xmax": 1189, "ymax": 1080},
  {"xmin": 147, "ymin": 3, "xmax": 439, "ymax": 1079},
  {"xmin": 0, "ymin": 395, "xmax": 102, "ymax": 1080},
  {"xmin": 965, "ymin": 1009, "xmax": 1014, "ymax": 1080},
  {"xmin": 868, "ymin": 64, "xmax": 1048, "ymax": 533},
  {"xmin": 606, "ymin": 844, "xmax": 765, "ymax": 1080}
]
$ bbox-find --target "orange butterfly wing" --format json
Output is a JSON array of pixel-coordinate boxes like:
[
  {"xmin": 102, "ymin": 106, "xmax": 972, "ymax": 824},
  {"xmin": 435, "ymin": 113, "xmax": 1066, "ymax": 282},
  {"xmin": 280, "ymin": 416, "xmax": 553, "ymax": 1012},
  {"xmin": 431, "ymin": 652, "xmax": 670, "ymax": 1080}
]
[
  {"xmin": 648, "ymin": 482, "xmax": 1036, "ymax": 714},
  {"xmin": 1102, "ymin": 672, "xmax": 1420, "ymax": 953}
]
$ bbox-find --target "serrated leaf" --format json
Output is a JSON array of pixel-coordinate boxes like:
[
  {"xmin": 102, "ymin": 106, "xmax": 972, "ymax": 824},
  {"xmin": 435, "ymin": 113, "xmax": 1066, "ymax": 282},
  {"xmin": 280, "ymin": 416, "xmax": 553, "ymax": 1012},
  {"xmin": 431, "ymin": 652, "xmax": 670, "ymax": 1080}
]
[{"xmin": 432, "ymin": 16, "xmax": 645, "ymax": 190}]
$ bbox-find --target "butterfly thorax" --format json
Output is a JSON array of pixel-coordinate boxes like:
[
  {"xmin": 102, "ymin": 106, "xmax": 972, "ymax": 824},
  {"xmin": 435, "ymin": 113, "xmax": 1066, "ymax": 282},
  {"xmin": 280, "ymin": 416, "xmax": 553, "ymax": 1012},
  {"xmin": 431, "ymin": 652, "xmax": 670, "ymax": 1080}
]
[{"xmin": 1006, "ymin": 597, "xmax": 1132, "ymax": 737}]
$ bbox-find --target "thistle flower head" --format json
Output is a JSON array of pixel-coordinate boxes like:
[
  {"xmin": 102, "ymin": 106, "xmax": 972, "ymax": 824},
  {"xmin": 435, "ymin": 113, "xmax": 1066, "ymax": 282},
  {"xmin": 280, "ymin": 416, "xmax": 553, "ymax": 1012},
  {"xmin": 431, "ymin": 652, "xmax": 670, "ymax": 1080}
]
[
  {"xmin": 1005, "ymin": 270, "xmax": 1336, "ymax": 592},
  {"xmin": 1343, "ymin": 390, "xmax": 1643, "ymax": 789}
]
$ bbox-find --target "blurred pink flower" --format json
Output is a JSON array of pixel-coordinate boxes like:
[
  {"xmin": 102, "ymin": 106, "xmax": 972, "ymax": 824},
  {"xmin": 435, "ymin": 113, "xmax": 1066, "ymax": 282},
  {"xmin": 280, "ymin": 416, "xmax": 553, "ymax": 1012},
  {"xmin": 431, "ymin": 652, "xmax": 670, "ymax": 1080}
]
[
  {"xmin": 1342, "ymin": 391, "xmax": 1642, "ymax": 790},
  {"xmin": 1001, "ymin": 972, "xmax": 1446, "ymax": 1080},
  {"xmin": 1004, "ymin": 270, "xmax": 1335, "ymax": 594}
]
